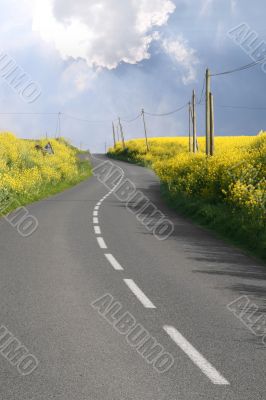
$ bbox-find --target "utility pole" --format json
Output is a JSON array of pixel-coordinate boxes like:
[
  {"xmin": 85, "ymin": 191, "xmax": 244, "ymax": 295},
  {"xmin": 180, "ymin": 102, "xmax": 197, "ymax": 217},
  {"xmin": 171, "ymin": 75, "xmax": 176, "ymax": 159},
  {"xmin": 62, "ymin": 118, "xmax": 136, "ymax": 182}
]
[
  {"xmin": 58, "ymin": 112, "xmax": 61, "ymax": 138},
  {"xmin": 188, "ymin": 102, "xmax": 192, "ymax": 152},
  {"xmin": 192, "ymin": 90, "xmax": 197, "ymax": 153},
  {"xmin": 209, "ymin": 92, "xmax": 215, "ymax": 156},
  {"xmin": 205, "ymin": 68, "xmax": 211, "ymax": 156},
  {"xmin": 118, "ymin": 118, "xmax": 125, "ymax": 149},
  {"xmin": 112, "ymin": 122, "xmax": 116, "ymax": 148},
  {"xmin": 116, "ymin": 124, "xmax": 120, "ymax": 142},
  {"xmin": 141, "ymin": 109, "xmax": 150, "ymax": 152}
]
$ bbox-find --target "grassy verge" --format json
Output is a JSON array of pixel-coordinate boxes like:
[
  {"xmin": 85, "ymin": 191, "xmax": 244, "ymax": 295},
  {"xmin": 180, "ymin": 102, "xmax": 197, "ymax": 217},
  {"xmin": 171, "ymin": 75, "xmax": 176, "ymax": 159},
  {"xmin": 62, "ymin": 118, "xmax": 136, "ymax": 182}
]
[
  {"xmin": 108, "ymin": 149, "xmax": 147, "ymax": 166},
  {"xmin": 108, "ymin": 149, "xmax": 265, "ymax": 262},
  {"xmin": 0, "ymin": 157, "xmax": 92, "ymax": 216},
  {"xmin": 161, "ymin": 184, "xmax": 266, "ymax": 261}
]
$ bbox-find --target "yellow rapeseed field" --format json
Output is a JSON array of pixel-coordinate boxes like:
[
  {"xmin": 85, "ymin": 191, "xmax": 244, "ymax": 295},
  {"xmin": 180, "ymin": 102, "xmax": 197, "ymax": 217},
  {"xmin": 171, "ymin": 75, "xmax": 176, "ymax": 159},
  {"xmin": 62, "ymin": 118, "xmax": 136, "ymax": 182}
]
[
  {"xmin": 0, "ymin": 133, "xmax": 87, "ymax": 208},
  {"xmin": 109, "ymin": 133, "xmax": 266, "ymax": 255}
]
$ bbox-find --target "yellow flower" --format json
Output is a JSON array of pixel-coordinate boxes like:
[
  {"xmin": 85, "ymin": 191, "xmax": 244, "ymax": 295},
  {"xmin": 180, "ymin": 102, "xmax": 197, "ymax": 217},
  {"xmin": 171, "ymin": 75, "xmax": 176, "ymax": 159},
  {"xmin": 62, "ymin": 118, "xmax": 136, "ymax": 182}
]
[
  {"xmin": 109, "ymin": 133, "xmax": 266, "ymax": 226},
  {"xmin": 0, "ymin": 133, "xmax": 80, "ymax": 197}
]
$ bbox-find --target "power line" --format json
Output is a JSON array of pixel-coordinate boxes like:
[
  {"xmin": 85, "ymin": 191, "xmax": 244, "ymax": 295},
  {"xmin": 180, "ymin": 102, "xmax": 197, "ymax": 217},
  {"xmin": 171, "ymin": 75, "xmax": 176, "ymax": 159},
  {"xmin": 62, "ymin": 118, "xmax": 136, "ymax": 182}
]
[
  {"xmin": 63, "ymin": 113, "xmax": 141, "ymax": 124},
  {"xmin": 120, "ymin": 114, "xmax": 142, "ymax": 123},
  {"xmin": 216, "ymin": 104, "xmax": 266, "ymax": 110},
  {"xmin": 211, "ymin": 58, "xmax": 265, "ymax": 77},
  {"xmin": 62, "ymin": 113, "xmax": 112, "ymax": 124},
  {"xmin": 145, "ymin": 103, "xmax": 188, "ymax": 117},
  {"xmin": 197, "ymin": 78, "xmax": 206, "ymax": 105},
  {"xmin": 0, "ymin": 112, "xmax": 59, "ymax": 115}
]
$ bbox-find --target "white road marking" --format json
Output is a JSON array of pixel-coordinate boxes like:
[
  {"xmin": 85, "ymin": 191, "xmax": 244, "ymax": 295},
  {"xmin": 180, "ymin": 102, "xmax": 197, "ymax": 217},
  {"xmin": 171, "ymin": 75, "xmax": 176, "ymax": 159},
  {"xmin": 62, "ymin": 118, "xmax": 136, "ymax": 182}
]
[
  {"xmin": 123, "ymin": 279, "xmax": 156, "ymax": 309},
  {"xmin": 97, "ymin": 237, "xmax": 107, "ymax": 249},
  {"xmin": 95, "ymin": 206, "xmax": 100, "ymax": 210},
  {"xmin": 93, "ymin": 217, "xmax": 99, "ymax": 224},
  {"xmin": 105, "ymin": 254, "xmax": 124, "ymax": 271},
  {"xmin": 94, "ymin": 226, "xmax": 101, "ymax": 235},
  {"xmin": 163, "ymin": 326, "xmax": 230, "ymax": 385},
  {"xmin": 93, "ymin": 211, "xmax": 98, "ymax": 216}
]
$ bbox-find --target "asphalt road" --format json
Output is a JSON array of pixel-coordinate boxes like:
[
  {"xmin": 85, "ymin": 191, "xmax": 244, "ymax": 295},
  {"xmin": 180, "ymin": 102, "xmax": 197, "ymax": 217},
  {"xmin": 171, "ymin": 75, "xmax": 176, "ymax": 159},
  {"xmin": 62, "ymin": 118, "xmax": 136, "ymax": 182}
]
[{"xmin": 0, "ymin": 154, "xmax": 265, "ymax": 400}]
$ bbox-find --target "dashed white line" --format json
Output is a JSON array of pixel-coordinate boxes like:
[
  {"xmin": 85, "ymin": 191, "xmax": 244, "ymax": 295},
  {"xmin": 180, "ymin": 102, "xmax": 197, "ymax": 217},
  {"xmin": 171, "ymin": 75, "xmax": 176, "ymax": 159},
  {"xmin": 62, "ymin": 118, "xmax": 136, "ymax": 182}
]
[
  {"xmin": 105, "ymin": 254, "xmax": 124, "ymax": 271},
  {"xmin": 163, "ymin": 326, "xmax": 230, "ymax": 385},
  {"xmin": 97, "ymin": 237, "xmax": 108, "ymax": 249},
  {"xmin": 92, "ymin": 168, "xmax": 229, "ymax": 386},
  {"xmin": 123, "ymin": 279, "xmax": 156, "ymax": 309},
  {"xmin": 94, "ymin": 226, "xmax": 101, "ymax": 235}
]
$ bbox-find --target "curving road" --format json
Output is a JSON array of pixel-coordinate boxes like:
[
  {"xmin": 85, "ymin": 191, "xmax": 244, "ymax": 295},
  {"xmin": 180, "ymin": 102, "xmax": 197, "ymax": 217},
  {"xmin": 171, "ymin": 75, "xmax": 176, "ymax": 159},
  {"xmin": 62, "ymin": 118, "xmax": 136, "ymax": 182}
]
[{"xmin": 0, "ymin": 154, "xmax": 265, "ymax": 400}]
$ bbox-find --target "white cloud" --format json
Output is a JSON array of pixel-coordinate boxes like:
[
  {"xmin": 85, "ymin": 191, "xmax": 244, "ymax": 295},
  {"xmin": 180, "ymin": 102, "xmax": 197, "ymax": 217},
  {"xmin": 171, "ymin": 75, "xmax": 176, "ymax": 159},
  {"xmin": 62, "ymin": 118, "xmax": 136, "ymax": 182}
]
[
  {"xmin": 64, "ymin": 61, "xmax": 96, "ymax": 91},
  {"xmin": 32, "ymin": 0, "xmax": 176, "ymax": 69},
  {"xmin": 161, "ymin": 36, "xmax": 199, "ymax": 84}
]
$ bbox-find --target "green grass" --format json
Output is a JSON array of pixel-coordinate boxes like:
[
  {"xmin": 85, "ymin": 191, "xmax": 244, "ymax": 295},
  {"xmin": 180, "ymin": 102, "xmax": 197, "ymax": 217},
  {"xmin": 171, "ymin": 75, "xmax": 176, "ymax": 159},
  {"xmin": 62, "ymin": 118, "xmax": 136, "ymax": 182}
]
[
  {"xmin": 108, "ymin": 148, "xmax": 147, "ymax": 166},
  {"xmin": 0, "ymin": 157, "xmax": 92, "ymax": 216},
  {"xmin": 161, "ymin": 184, "xmax": 266, "ymax": 261},
  {"xmin": 108, "ymin": 152, "xmax": 265, "ymax": 262}
]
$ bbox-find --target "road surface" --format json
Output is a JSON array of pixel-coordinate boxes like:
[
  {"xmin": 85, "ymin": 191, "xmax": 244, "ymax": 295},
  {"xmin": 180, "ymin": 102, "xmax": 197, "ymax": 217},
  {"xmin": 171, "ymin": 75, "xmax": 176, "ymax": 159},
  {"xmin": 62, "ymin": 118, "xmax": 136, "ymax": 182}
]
[{"xmin": 0, "ymin": 155, "xmax": 265, "ymax": 400}]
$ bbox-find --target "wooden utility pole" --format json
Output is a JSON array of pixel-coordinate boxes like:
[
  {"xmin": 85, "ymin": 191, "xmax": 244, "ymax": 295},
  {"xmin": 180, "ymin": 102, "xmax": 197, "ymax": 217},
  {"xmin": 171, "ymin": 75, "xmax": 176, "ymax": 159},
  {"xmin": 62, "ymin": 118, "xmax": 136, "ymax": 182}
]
[
  {"xmin": 209, "ymin": 92, "xmax": 215, "ymax": 156},
  {"xmin": 192, "ymin": 90, "xmax": 197, "ymax": 153},
  {"xmin": 112, "ymin": 122, "xmax": 116, "ymax": 148},
  {"xmin": 116, "ymin": 124, "xmax": 120, "ymax": 142},
  {"xmin": 58, "ymin": 112, "xmax": 61, "ymax": 138},
  {"xmin": 141, "ymin": 109, "xmax": 150, "ymax": 152},
  {"xmin": 188, "ymin": 102, "xmax": 192, "ymax": 152},
  {"xmin": 118, "ymin": 118, "xmax": 125, "ymax": 149},
  {"xmin": 205, "ymin": 69, "xmax": 211, "ymax": 156}
]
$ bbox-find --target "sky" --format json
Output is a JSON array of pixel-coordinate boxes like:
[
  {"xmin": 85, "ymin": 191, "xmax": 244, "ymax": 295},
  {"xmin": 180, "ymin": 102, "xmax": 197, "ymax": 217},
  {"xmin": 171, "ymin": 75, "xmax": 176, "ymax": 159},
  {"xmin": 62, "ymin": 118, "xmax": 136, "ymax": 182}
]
[{"xmin": 0, "ymin": 0, "xmax": 265, "ymax": 152}]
